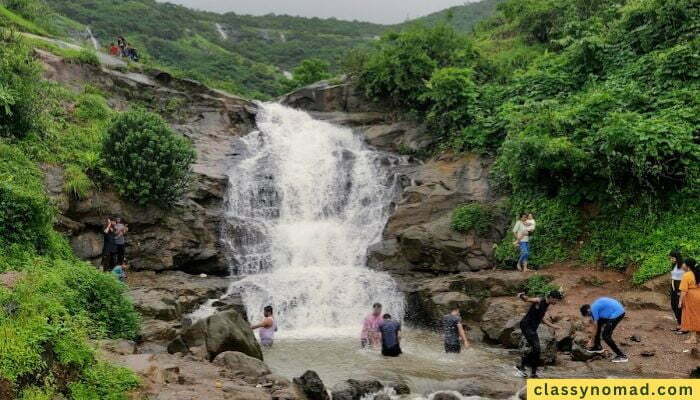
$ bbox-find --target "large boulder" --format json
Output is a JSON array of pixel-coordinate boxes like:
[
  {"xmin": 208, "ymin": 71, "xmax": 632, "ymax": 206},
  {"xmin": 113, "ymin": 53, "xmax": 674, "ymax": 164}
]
[
  {"xmin": 213, "ymin": 351, "xmax": 271, "ymax": 377},
  {"xmin": 293, "ymin": 371, "xmax": 329, "ymax": 400},
  {"xmin": 171, "ymin": 310, "xmax": 262, "ymax": 360},
  {"xmin": 480, "ymin": 298, "xmax": 528, "ymax": 346}
]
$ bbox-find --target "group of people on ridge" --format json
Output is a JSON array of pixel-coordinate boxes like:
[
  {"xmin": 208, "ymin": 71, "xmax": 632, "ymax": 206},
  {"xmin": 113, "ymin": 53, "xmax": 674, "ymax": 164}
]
[
  {"xmin": 668, "ymin": 251, "xmax": 700, "ymax": 344},
  {"xmin": 109, "ymin": 36, "xmax": 139, "ymax": 61}
]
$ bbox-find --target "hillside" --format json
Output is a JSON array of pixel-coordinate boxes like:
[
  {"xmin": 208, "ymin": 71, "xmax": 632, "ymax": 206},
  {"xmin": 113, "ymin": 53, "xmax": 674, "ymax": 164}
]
[
  {"xmin": 399, "ymin": 0, "xmax": 506, "ymax": 32},
  {"xmin": 45, "ymin": 0, "xmax": 502, "ymax": 99},
  {"xmin": 347, "ymin": 0, "xmax": 700, "ymax": 283}
]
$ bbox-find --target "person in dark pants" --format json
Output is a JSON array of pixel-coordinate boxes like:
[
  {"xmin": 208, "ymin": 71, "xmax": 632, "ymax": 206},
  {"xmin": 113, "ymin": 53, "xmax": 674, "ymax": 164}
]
[
  {"xmin": 113, "ymin": 217, "xmax": 128, "ymax": 265},
  {"xmin": 378, "ymin": 314, "xmax": 402, "ymax": 357},
  {"xmin": 515, "ymin": 290, "xmax": 563, "ymax": 378},
  {"xmin": 101, "ymin": 217, "xmax": 117, "ymax": 272},
  {"xmin": 580, "ymin": 297, "xmax": 628, "ymax": 363},
  {"xmin": 443, "ymin": 307, "xmax": 469, "ymax": 353},
  {"xmin": 669, "ymin": 250, "xmax": 686, "ymax": 334}
]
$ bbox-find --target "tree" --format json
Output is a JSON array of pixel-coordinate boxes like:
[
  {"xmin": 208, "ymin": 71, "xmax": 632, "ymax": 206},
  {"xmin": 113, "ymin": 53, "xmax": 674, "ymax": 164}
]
[{"xmin": 102, "ymin": 109, "xmax": 195, "ymax": 205}]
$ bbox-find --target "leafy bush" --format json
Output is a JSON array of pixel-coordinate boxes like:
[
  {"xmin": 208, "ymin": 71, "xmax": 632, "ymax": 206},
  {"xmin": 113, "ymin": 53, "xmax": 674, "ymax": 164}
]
[
  {"xmin": 103, "ymin": 109, "xmax": 195, "ymax": 205},
  {"xmin": 0, "ymin": 35, "xmax": 42, "ymax": 138},
  {"xmin": 357, "ymin": 23, "xmax": 475, "ymax": 110},
  {"xmin": 74, "ymin": 93, "xmax": 112, "ymax": 122},
  {"xmin": 0, "ymin": 183, "xmax": 53, "ymax": 250},
  {"xmin": 522, "ymin": 274, "xmax": 560, "ymax": 297},
  {"xmin": 68, "ymin": 362, "xmax": 139, "ymax": 400},
  {"xmin": 451, "ymin": 203, "xmax": 495, "ymax": 235},
  {"xmin": 422, "ymin": 67, "xmax": 478, "ymax": 139},
  {"xmin": 284, "ymin": 58, "xmax": 332, "ymax": 91}
]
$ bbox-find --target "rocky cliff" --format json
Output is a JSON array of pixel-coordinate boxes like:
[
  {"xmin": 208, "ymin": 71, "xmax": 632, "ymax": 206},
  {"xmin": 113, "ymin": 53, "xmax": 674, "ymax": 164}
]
[{"xmin": 38, "ymin": 49, "xmax": 257, "ymax": 276}]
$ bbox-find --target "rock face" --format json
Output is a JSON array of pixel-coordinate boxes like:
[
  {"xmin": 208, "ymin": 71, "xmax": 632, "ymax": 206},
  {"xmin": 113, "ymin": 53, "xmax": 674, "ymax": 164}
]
[
  {"xmin": 37, "ymin": 49, "xmax": 257, "ymax": 275},
  {"xmin": 213, "ymin": 351, "xmax": 271, "ymax": 377},
  {"xmin": 331, "ymin": 379, "xmax": 383, "ymax": 400},
  {"xmin": 619, "ymin": 291, "xmax": 670, "ymax": 311},
  {"xmin": 171, "ymin": 310, "xmax": 263, "ymax": 360},
  {"xmin": 293, "ymin": 371, "xmax": 329, "ymax": 400}
]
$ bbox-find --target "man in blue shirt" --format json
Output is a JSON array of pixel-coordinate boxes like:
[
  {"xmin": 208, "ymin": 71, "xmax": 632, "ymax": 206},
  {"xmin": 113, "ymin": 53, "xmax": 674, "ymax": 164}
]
[
  {"xmin": 378, "ymin": 314, "xmax": 402, "ymax": 357},
  {"xmin": 580, "ymin": 297, "xmax": 628, "ymax": 363}
]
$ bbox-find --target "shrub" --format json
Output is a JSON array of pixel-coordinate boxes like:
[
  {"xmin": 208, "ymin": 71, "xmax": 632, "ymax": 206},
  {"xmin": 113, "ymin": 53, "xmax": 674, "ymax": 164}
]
[
  {"xmin": 68, "ymin": 362, "xmax": 139, "ymax": 400},
  {"xmin": 74, "ymin": 93, "xmax": 112, "ymax": 122},
  {"xmin": 451, "ymin": 203, "xmax": 495, "ymax": 235},
  {"xmin": 63, "ymin": 165, "xmax": 92, "ymax": 199},
  {"xmin": 0, "ymin": 183, "xmax": 53, "ymax": 250},
  {"xmin": 522, "ymin": 274, "xmax": 560, "ymax": 296},
  {"xmin": 0, "ymin": 37, "xmax": 42, "ymax": 138},
  {"xmin": 422, "ymin": 67, "xmax": 478, "ymax": 139},
  {"xmin": 66, "ymin": 49, "xmax": 101, "ymax": 66},
  {"xmin": 103, "ymin": 109, "xmax": 196, "ymax": 205}
]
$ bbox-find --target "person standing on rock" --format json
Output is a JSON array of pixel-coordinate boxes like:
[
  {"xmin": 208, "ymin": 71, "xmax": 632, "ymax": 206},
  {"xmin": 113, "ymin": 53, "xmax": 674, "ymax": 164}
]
[
  {"xmin": 679, "ymin": 258, "xmax": 700, "ymax": 345},
  {"xmin": 512, "ymin": 213, "xmax": 531, "ymax": 272},
  {"xmin": 443, "ymin": 307, "xmax": 469, "ymax": 353},
  {"xmin": 515, "ymin": 290, "xmax": 563, "ymax": 378},
  {"xmin": 378, "ymin": 314, "xmax": 402, "ymax": 357},
  {"xmin": 101, "ymin": 217, "xmax": 117, "ymax": 272},
  {"xmin": 114, "ymin": 217, "xmax": 128, "ymax": 266},
  {"xmin": 360, "ymin": 303, "xmax": 383, "ymax": 349},
  {"xmin": 580, "ymin": 297, "xmax": 628, "ymax": 363},
  {"xmin": 251, "ymin": 305, "xmax": 277, "ymax": 348},
  {"xmin": 669, "ymin": 250, "xmax": 686, "ymax": 334}
]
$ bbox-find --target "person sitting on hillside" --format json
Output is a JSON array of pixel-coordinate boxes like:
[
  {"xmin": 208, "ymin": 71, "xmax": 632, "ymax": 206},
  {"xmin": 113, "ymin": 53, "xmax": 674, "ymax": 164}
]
[
  {"xmin": 117, "ymin": 36, "xmax": 127, "ymax": 56},
  {"xmin": 378, "ymin": 314, "xmax": 402, "ymax": 357},
  {"xmin": 125, "ymin": 46, "xmax": 139, "ymax": 62},
  {"xmin": 580, "ymin": 297, "xmax": 628, "ymax": 363},
  {"xmin": 109, "ymin": 42, "xmax": 120, "ymax": 57},
  {"xmin": 679, "ymin": 258, "xmax": 700, "ymax": 345},
  {"xmin": 360, "ymin": 302, "xmax": 383, "ymax": 349},
  {"xmin": 512, "ymin": 213, "xmax": 531, "ymax": 272},
  {"xmin": 515, "ymin": 290, "xmax": 563, "ymax": 378}
]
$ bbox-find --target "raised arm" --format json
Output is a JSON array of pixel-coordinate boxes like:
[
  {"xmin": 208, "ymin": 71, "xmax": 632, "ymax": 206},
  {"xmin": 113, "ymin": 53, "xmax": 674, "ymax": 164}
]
[{"xmin": 518, "ymin": 293, "xmax": 542, "ymax": 303}]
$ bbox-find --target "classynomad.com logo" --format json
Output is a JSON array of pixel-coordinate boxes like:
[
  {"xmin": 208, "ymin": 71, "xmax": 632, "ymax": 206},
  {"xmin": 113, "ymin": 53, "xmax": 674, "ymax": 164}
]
[{"xmin": 528, "ymin": 379, "xmax": 698, "ymax": 400}]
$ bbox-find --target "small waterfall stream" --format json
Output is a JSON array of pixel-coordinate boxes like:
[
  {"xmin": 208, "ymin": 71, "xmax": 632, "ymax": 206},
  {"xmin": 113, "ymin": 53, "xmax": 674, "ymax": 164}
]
[
  {"xmin": 86, "ymin": 27, "xmax": 99, "ymax": 50},
  {"xmin": 223, "ymin": 103, "xmax": 404, "ymax": 338}
]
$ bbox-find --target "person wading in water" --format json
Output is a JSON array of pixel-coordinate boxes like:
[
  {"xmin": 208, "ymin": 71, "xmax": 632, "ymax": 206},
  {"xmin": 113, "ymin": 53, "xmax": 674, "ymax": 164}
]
[
  {"xmin": 251, "ymin": 305, "xmax": 277, "ymax": 348},
  {"xmin": 360, "ymin": 303, "xmax": 383, "ymax": 349},
  {"xmin": 379, "ymin": 314, "xmax": 402, "ymax": 357},
  {"xmin": 515, "ymin": 290, "xmax": 563, "ymax": 378},
  {"xmin": 443, "ymin": 307, "xmax": 469, "ymax": 353}
]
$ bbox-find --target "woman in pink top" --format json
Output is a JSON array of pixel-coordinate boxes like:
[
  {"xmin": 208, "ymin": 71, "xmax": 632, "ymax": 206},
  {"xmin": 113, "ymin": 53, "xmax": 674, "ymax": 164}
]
[
  {"xmin": 360, "ymin": 303, "xmax": 383, "ymax": 349},
  {"xmin": 251, "ymin": 305, "xmax": 277, "ymax": 348}
]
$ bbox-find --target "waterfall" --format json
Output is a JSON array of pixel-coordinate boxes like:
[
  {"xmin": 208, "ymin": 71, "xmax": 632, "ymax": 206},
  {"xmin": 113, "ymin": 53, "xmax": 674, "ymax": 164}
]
[
  {"xmin": 223, "ymin": 103, "xmax": 404, "ymax": 338},
  {"xmin": 86, "ymin": 27, "xmax": 99, "ymax": 50}
]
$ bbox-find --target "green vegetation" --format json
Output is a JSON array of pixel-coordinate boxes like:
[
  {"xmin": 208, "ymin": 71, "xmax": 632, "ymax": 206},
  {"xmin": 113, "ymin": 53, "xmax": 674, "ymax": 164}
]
[
  {"xmin": 451, "ymin": 203, "xmax": 495, "ymax": 235},
  {"xmin": 398, "ymin": 0, "xmax": 506, "ymax": 32},
  {"xmin": 283, "ymin": 58, "xmax": 333, "ymax": 92},
  {"xmin": 351, "ymin": 0, "xmax": 700, "ymax": 283},
  {"xmin": 522, "ymin": 275, "xmax": 561, "ymax": 297},
  {"xmin": 0, "ymin": 24, "xmax": 139, "ymax": 397},
  {"xmin": 103, "ymin": 109, "xmax": 195, "ymax": 206}
]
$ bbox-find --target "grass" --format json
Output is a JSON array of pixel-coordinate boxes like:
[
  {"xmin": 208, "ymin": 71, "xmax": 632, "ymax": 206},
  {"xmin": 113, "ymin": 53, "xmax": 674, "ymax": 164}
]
[{"xmin": 0, "ymin": 5, "xmax": 49, "ymax": 36}]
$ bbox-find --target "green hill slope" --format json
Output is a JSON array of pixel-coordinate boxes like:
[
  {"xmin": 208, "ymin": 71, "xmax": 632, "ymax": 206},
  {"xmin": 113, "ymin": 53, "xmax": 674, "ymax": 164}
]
[
  {"xmin": 399, "ymin": 0, "xmax": 506, "ymax": 32},
  {"xmin": 349, "ymin": 0, "xmax": 700, "ymax": 282}
]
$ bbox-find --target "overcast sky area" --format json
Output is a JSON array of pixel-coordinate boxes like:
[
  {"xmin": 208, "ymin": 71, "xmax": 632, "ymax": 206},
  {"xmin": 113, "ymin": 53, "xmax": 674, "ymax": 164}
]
[{"xmin": 159, "ymin": 0, "xmax": 478, "ymax": 24}]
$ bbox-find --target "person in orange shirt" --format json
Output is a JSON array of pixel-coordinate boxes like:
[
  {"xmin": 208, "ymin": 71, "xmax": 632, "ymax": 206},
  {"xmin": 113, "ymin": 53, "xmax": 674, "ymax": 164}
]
[{"xmin": 679, "ymin": 258, "xmax": 700, "ymax": 344}]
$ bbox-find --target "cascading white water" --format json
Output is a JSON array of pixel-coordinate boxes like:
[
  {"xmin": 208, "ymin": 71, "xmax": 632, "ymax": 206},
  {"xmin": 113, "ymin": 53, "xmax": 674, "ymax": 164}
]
[
  {"xmin": 223, "ymin": 103, "xmax": 404, "ymax": 338},
  {"xmin": 86, "ymin": 27, "xmax": 99, "ymax": 50}
]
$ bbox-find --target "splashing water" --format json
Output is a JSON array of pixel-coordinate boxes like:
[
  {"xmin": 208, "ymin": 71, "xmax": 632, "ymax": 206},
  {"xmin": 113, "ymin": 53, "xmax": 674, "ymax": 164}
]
[{"xmin": 223, "ymin": 103, "xmax": 404, "ymax": 338}]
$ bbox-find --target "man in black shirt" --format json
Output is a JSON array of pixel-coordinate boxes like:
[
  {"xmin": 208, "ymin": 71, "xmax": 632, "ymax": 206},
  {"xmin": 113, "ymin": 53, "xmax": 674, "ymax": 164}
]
[{"xmin": 515, "ymin": 290, "xmax": 563, "ymax": 378}]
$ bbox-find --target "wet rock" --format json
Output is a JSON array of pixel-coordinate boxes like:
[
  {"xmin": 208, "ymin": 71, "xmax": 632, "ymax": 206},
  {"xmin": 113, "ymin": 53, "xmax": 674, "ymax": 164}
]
[
  {"xmin": 619, "ymin": 291, "xmax": 670, "ymax": 311},
  {"xmin": 174, "ymin": 310, "xmax": 262, "ymax": 360},
  {"xmin": 100, "ymin": 339, "xmax": 136, "ymax": 355},
  {"xmin": 375, "ymin": 394, "xmax": 392, "ymax": 400},
  {"xmin": 213, "ymin": 351, "xmax": 271, "ymax": 377},
  {"xmin": 390, "ymin": 382, "xmax": 411, "ymax": 395},
  {"xmin": 480, "ymin": 298, "xmax": 528, "ymax": 346},
  {"xmin": 517, "ymin": 386, "xmax": 527, "ymax": 400},
  {"xmin": 331, "ymin": 379, "xmax": 383, "ymax": 400},
  {"xmin": 140, "ymin": 319, "xmax": 178, "ymax": 342},
  {"xmin": 221, "ymin": 383, "xmax": 272, "ymax": 400},
  {"xmin": 293, "ymin": 371, "xmax": 329, "ymax": 400},
  {"xmin": 167, "ymin": 337, "xmax": 189, "ymax": 355},
  {"xmin": 431, "ymin": 391, "xmax": 461, "ymax": 400}
]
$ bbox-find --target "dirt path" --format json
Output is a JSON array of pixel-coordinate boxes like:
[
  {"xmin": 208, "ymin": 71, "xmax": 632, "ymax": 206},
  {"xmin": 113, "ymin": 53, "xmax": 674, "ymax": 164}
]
[{"xmin": 541, "ymin": 262, "xmax": 698, "ymax": 377}]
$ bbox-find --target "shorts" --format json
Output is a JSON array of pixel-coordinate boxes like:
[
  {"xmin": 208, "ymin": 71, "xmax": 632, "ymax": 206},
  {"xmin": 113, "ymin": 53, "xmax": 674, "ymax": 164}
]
[
  {"xmin": 382, "ymin": 345, "xmax": 402, "ymax": 357},
  {"xmin": 445, "ymin": 342, "xmax": 461, "ymax": 353},
  {"xmin": 518, "ymin": 241, "xmax": 530, "ymax": 262}
]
